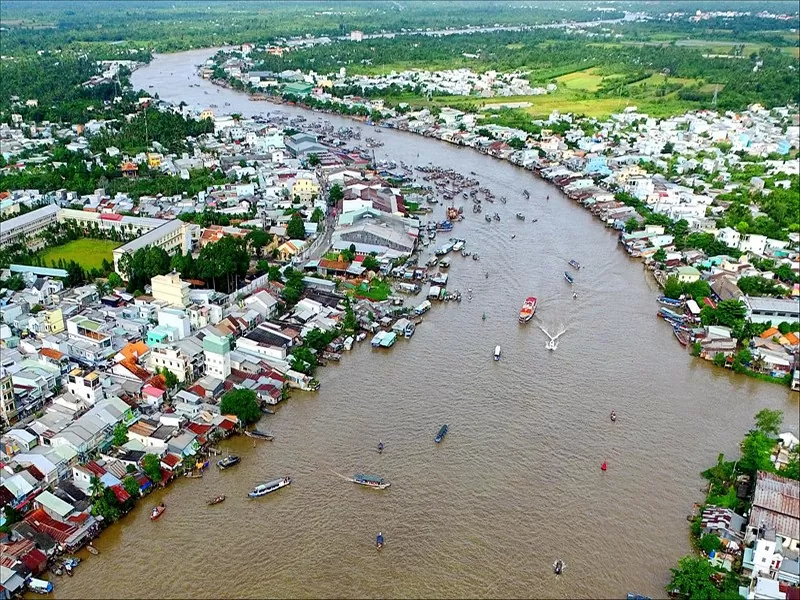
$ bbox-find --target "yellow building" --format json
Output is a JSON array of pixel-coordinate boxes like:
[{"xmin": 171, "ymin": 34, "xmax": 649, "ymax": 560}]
[
  {"xmin": 41, "ymin": 308, "xmax": 65, "ymax": 335},
  {"xmin": 200, "ymin": 108, "xmax": 214, "ymax": 120},
  {"xmin": 151, "ymin": 272, "xmax": 190, "ymax": 308},
  {"xmin": 291, "ymin": 178, "xmax": 321, "ymax": 203},
  {"xmin": 147, "ymin": 153, "xmax": 162, "ymax": 168}
]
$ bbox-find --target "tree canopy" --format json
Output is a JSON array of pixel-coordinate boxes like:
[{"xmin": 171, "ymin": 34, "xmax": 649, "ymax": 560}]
[{"xmin": 219, "ymin": 389, "xmax": 261, "ymax": 425}]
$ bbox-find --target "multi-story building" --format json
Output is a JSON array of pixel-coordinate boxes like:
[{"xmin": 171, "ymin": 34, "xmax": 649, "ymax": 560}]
[
  {"xmin": 202, "ymin": 329, "xmax": 232, "ymax": 379},
  {"xmin": 0, "ymin": 369, "xmax": 17, "ymax": 427},
  {"xmin": 113, "ymin": 219, "xmax": 191, "ymax": 277},
  {"xmin": 148, "ymin": 345, "xmax": 192, "ymax": 383},
  {"xmin": 291, "ymin": 177, "xmax": 321, "ymax": 203},
  {"xmin": 0, "ymin": 204, "xmax": 59, "ymax": 248},
  {"xmin": 151, "ymin": 272, "xmax": 190, "ymax": 308},
  {"xmin": 66, "ymin": 315, "xmax": 115, "ymax": 365},
  {"xmin": 66, "ymin": 368, "xmax": 104, "ymax": 406}
]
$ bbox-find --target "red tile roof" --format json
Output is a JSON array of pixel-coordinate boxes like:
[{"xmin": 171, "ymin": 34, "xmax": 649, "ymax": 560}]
[
  {"xmin": 24, "ymin": 508, "xmax": 77, "ymax": 544},
  {"xmin": 186, "ymin": 422, "xmax": 212, "ymax": 436},
  {"xmin": 110, "ymin": 484, "xmax": 130, "ymax": 504},
  {"xmin": 161, "ymin": 454, "xmax": 181, "ymax": 468}
]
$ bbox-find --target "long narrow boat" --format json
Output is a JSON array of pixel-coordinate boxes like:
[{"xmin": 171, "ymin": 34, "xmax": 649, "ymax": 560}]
[
  {"xmin": 245, "ymin": 429, "xmax": 274, "ymax": 441},
  {"xmin": 673, "ymin": 326, "xmax": 691, "ymax": 347},
  {"xmin": 248, "ymin": 476, "xmax": 291, "ymax": 498},
  {"xmin": 564, "ymin": 271, "xmax": 574, "ymax": 285},
  {"xmin": 657, "ymin": 295, "xmax": 683, "ymax": 307},
  {"xmin": 351, "ymin": 473, "xmax": 391, "ymax": 490},
  {"xmin": 207, "ymin": 494, "xmax": 226, "ymax": 506},
  {"xmin": 435, "ymin": 424, "xmax": 449, "ymax": 443},
  {"xmin": 150, "ymin": 503, "xmax": 166, "ymax": 520},
  {"xmin": 519, "ymin": 297, "xmax": 537, "ymax": 323}
]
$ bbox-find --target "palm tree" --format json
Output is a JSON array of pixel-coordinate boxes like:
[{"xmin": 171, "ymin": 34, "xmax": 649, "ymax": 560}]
[{"xmin": 89, "ymin": 475, "xmax": 104, "ymax": 499}]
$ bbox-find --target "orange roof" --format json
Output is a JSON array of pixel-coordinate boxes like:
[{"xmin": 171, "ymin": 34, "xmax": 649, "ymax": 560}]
[
  {"xmin": 118, "ymin": 358, "xmax": 152, "ymax": 381},
  {"xmin": 40, "ymin": 347, "xmax": 65, "ymax": 360},
  {"xmin": 760, "ymin": 327, "xmax": 780, "ymax": 340},
  {"xmin": 785, "ymin": 332, "xmax": 799, "ymax": 345},
  {"xmin": 120, "ymin": 341, "xmax": 149, "ymax": 361},
  {"xmin": 121, "ymin": 161, "xmax": 138, "ymax": 171}
]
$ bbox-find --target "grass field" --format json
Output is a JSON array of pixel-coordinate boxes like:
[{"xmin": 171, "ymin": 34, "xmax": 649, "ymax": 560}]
[
  {"xmin": 555, "ymin": 67, "xmax": 605, "ymax": 92},
  {"xmin": 40, "ymin": 239, "xmax": 120, "ymax": 270}
]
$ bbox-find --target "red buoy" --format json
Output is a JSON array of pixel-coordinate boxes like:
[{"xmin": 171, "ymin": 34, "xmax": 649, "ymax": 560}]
[{"xmin": 601, "ymin": 461, "xmax": 608, "ymax": 471}]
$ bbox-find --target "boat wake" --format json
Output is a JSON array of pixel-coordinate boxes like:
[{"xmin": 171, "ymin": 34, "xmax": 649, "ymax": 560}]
[{"xmin": 538, "ymin": 323, "xmax": 567, "ymax": 351}]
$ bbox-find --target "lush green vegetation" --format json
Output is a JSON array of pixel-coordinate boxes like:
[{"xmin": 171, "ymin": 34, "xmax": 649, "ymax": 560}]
[
  {"xmin": 40, "ymin": 238, "xmax": 120, "ymax": 271},
  {"xmin": 219, "ymin": 389, "xmax": 261, "ymax": 424},
  {"xmin": 669, "ymin": 409, "xmax": 798, "ymax": 599}
]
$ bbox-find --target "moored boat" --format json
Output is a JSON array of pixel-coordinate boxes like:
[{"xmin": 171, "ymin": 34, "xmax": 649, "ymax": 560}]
[
  {"xmin": 435, "ymin": 424, "xmax": 449, "ymax": 443},
  {"xmin": 519, "ymin": 297, "xmax": 537, "ymax": 323},
  {"xmin": 657, "ymin": 295, "xmax": 683, "ymax": 307},
  {"xmin": 564, "ymin": 271, "xmax": 574, "ymax": 285},
  {"xmin": 217, "ymin": 455, "xmax": 241, "ymax": 470},
  {"xmin": 150, "ymin": 503, "xmax": 166, "ymax": 520},
  {"xmin": 248, "ymin": 476, "xmax": 291, "ymax": 498},
  {"xmin": 86, "ymin": 544, "xmax": 98, "ymax": 555},
  {"xmin": 351, "ymin": 473, "xmax": 391, "ymax": 490},
  {"xmin": 245, "ymin": 429, "xmax": 274, "ymax": 441}
]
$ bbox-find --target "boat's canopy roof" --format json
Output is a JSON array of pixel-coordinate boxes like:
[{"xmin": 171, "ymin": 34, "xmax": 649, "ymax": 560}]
[{"xmin": 355, "ymin": 473, "xmax": 384, "ymax": 482}]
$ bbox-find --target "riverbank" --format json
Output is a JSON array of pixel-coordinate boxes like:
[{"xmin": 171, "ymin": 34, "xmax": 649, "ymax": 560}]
[{"xmin": 202, "ymin": 69, "xmax": 799, "ymax": 389}]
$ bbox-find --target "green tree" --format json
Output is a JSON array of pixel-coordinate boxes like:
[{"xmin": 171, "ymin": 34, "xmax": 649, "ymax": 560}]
[
  {"xmin": 310, "ymin": 207, "xmax": 324, "ymax": 223},
  {"xmin": 342, "ymin": 296, "xmax": 357, "ymax": 334},
  {"xmin": 286, "ymin": 214, "xmax": 307, "ymax": 240},
  {"xmin": 667, "ymin": 555, "xmax": 723, "ymax": 599},
  {"xmin": 624, "ymin": 217, "xmax": 640, "ymax": 233},
  {"xmin": 158, "ymin": 367, "xmax": 179, "ymax": 390},
  {"xmin": 780, "ymin": 448, "xmax": 799, "ymax": 481},
  {"xmin": 219, "ymin": 389, "xmax": 261, "ymax": 424},
  {"xmin": 653, "ymin": 248, "xmax": 667, "ymax": 263},
  {"xmin": 739, "ymin": 430, "xmax": 776, "ymax": 476},
  {"xmin": 289, "ymin": 346, "xmax": 317, "ymax": 375},
  {"xmin": 122, "ymin": 475, "xmax": 140, "ymax": 498},
  {"xmin": 732, "ymin": 348, "xmax": 752, "ymax": 374},
  {"xmin": 340, "ymin": 247, "xmax": 355, "ymax": 262},
  {"xmin": 111, "ymin": 422, "xmax": 128, "ymax": 447},
  {"xmin": 664, "ymin": 276, "xmax": 683, "ymax": 300},
  {"xmin": 362, "ymin": 254, "xmax": 380, "ymax": 271},
  {"xmin": 245, "ymin": 229, "xmax": 272, "ymax": 259},
  {"xmin": 142, "ymin": 453, "xmax": 163, "ymax": 483},
  {"xmin": 328, "ymin": 183, "xmax": 344, "ymax": 206},
  {"xmin": 89, "ymin": 475, "xmax": 105, "ymax": 499},
  {"xmin": 307, "ymin": 153, "xmax": 321, "ymax": 167},
  {"xmin": 754, "ymin": 408, "xmax": 783, "ymax": 436},
  {"xmin": 92, "ymin": 487, "xmax": 121, "ymax": 522},
  {"xmin": 712, "ymin": 353, "xmax": 727, "ymax": 367},
  {"xmin": 107, "ymin": 271, "xmax": 124, "ymax": 288},
  {"xmin": 691, "ymin": 341, "xmax": 702, "ymax": 357},
  {"xmin": 698, "ymin": 534, "xmax": 722, "ymax": 555}
]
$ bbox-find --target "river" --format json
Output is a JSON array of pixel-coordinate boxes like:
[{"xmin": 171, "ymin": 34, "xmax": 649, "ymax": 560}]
[{"xmin": 52, "ymin": 49, "xmax": 798, "ymax": 599}]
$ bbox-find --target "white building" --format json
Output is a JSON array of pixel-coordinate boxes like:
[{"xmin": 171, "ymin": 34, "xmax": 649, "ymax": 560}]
[
  {"xmin": 717, "ymin": 227, "xmax": 742, "ymax": 249},
  {"xmin": 151, "ymin": 272, "xmax": 190, "ymax": 308},
  {"xmin": 202, "ymin": 329, "xmax": 231, "ymax": 379}
]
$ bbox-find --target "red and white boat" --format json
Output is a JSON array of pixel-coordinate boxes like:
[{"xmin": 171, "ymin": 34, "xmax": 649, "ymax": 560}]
[
  {"xmin": 150, "ymin": 503, "xmax": 166, "ymax": 521},
  {"xmin": 519, "ymin": 297, "xmax": 537, "ymax": 323}
]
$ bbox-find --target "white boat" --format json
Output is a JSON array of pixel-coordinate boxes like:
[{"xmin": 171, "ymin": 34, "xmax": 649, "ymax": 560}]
[
  {"xmin": 494, "ymin": 345, "xmax": 501, "ymax": 361},
  {"xmin": 248, "ymin": 477, "xmax": 291, "ymax": 498},
  {"xmin": 452, "ymin": 239, "xmax": 465, "ymax": 252}
]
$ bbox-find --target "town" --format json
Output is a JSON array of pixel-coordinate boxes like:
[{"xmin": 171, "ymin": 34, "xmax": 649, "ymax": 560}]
[{"xmin": 0, "ymin": 11, "xmax": 799, "ymax": 600}]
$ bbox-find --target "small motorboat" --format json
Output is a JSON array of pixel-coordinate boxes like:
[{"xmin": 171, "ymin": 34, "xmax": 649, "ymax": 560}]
[
  {"xmin": 601, "ymin": 461, "xmax": 608, "ymax": 471},
  {"xmin": 485, "ymin": 215, "xmax": 492, "ymax": 222},
  {"xmin": 610, "ymin": 411, "xmax": 616, "ymax": 422},
  {"xmin": 553, "ymin": 560, "xmax": 564, "ymax": 575},
  {"xmin": 435, "ymin": 424, "xmax": 449, "ymax": 443},
  {"xmin": 86, "ymin": 544, "xmax": 99, "ymax": 555},
  {"xmin": 376, "ymin": 532, "xmax": 384, "ymax": 551},
  {"xmin": 515, "ymin": 213, "xmax": 525, "ymax": 221},
  {"xmin": 207, "ymin": 494, "xmax": 226, "ymax": 506},
  {"xmin": 378, "ymin": 441, "xmax": 384, "ymax": 454},
  {"xmin": 249, "ymin": 476, "xmax": 292, "ymax": 498},
  {"xmin": 217, "ymin": 455, "xmax": 241, "ymax": 470},
  {"xmin": 523, "ymin": 190, "xmax": 530, "ymax": 199},
  {"xmin": 573, "ymin": 292, "xmax": 578, "ymax": 300},
  {"xmin": 564, "ymin": 271, "xmax": 574, "ymax": 285},
  {"xmin": 150, "ymin": 503, "xmax": 166, "ymax": 520},
  {"xmin": 261, "ymin": 407, "xmax": 275, "ymax": 415},
  {"xmin": 511, "ymin": 234, "xmax": 516, "ymax": 239},
  {"xmin": 485, "ymin": 272, "xmax": 489, "ymax": 279},
  {"xmin": 568, "ymin": 259, "xmax": 581, "ymax": 270},
  {"xmin": 482, "ymin": 313, "xmax": 487, "ymax": 321},
  {"xmin": 494, "ymin": 345, "xmax": 501, "ymax": 360},
  {"xmin": 500, "ymin": 196, "xmax": 507, "ymax": 204},
  {"xmin": 531, "ymin": 218, "xmax": 538, "ymax": 223}
]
